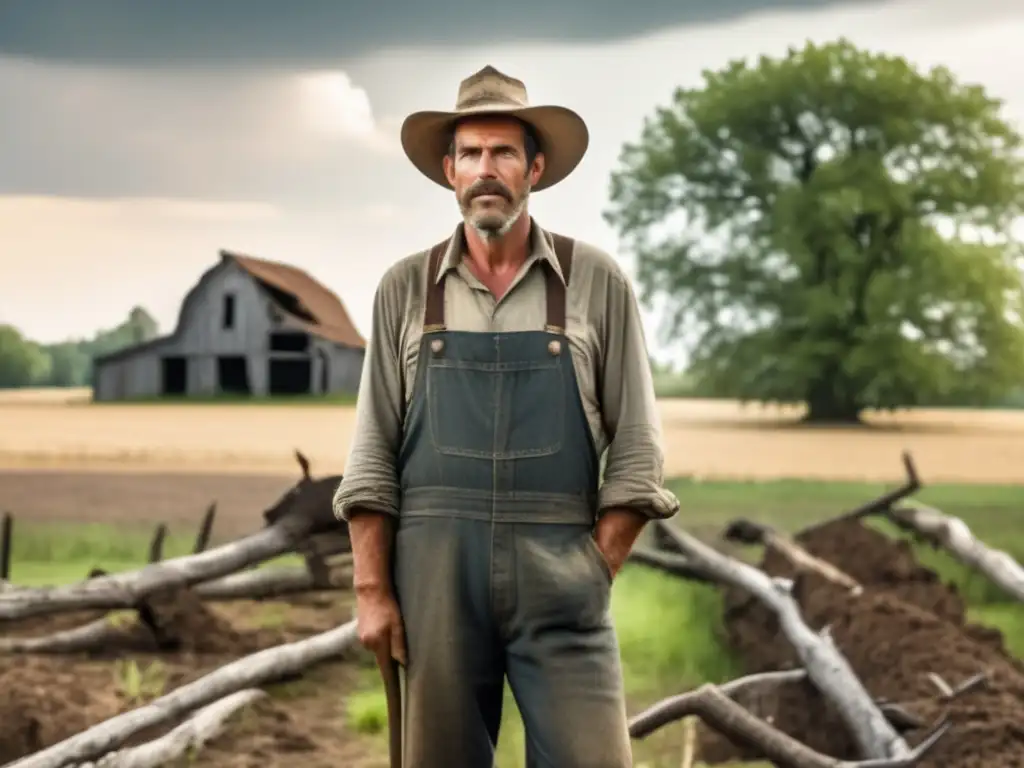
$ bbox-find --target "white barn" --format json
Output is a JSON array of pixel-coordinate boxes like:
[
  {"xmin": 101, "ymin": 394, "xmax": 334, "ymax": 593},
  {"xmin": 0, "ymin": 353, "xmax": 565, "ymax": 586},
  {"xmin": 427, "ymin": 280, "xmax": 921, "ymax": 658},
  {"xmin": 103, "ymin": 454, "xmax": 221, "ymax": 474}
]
[{"xmin": 92, "ymin": 250, "xmax": 366, "ymax": 401}]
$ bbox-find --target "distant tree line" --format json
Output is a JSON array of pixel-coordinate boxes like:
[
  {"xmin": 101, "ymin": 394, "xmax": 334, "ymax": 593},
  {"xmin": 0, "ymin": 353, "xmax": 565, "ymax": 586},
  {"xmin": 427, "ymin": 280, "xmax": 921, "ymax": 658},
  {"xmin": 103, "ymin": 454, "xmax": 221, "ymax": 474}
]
[{"xmin": 0, "ymin": 307, "xmax": 159, "ymax": 388}]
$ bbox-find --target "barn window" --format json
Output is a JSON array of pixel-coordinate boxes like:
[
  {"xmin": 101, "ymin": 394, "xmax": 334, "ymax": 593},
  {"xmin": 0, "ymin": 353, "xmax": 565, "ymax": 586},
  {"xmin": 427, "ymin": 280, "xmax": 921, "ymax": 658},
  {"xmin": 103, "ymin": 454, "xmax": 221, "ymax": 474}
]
[{"xmin": 222, "ymin": 293, "xmax": 236, "ymax": 329}]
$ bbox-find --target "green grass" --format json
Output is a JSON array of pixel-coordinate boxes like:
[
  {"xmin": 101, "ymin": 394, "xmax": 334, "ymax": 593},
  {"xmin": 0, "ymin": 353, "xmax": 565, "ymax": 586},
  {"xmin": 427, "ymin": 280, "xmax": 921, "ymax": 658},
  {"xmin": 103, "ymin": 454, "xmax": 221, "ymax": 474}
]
[
  {"xmin": 665, "ymin": 476, "xmax": 1024, "ymax": 608},
  {"xmin": 6, "ymin": 476, "xmax": 1021, "ymax": 767},
  {"xmin": 4, "ymin": 520, "xmax": 301, "ymax": 586}
]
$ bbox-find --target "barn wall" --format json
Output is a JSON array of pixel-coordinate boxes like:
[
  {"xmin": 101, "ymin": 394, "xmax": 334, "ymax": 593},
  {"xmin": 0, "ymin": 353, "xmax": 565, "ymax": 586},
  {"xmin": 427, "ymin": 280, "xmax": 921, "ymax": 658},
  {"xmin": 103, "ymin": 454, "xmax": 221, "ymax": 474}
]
[
  {"xmin": 94, "ymin": 258, "xmax": 365, "ymax": 400},
  {"xmin": 175, "ymin": 261, "xmax": 275, "ymax": 356},
  {"xmin": 92, "ymin": 346, "xmax": 165, "ymax": 401},
  {"xmin": 318, "ymin": 342, "xmax": 365, "ymax": 394}
]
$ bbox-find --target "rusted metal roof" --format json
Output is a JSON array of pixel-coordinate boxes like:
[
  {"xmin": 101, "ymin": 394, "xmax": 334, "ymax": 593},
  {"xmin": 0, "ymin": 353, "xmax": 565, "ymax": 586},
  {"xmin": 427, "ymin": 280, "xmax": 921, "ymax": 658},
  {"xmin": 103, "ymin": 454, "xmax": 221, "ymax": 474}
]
[{"xmin": 222, "ymin": 250, "xmax": 366, "ymax": 349}]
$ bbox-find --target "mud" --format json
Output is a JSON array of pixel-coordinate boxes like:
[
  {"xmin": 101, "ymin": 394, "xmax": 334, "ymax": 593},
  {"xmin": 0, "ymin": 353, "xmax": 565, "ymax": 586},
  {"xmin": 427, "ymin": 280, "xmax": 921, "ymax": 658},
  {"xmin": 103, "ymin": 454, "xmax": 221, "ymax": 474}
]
[
  {"xmin": 698, "ymin": 519, "xmax": 1024, "ymax": 767},
  {"xmin": 0, "ymin": 591, "xmax": 370, "ymax": 766},
  {"xmin": 126, "ymin": 587, "xmax": 264, "ymax": 655}
]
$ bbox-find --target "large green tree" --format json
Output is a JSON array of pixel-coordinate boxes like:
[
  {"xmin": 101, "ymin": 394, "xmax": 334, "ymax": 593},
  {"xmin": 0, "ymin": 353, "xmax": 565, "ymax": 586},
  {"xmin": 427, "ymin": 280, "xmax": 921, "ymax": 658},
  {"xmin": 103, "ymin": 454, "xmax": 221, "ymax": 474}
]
[{"xmin": 606, "ymin": 39, "xmax": 1024, "ymax": 422}]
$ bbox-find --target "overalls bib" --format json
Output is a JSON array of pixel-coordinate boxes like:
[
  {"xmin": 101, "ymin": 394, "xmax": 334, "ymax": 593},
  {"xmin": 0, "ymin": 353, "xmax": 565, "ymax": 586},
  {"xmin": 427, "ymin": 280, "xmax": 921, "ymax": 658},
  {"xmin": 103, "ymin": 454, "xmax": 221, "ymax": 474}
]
[{"xmin": 393, "ymin": 231, "xmax": 633, "ymax": 768}]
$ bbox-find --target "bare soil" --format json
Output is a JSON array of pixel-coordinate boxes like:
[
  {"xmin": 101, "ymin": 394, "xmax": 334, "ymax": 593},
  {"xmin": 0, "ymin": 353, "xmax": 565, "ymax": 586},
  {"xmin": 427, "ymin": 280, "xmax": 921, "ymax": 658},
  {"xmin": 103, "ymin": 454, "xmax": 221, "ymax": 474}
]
[
  {"xmin": 699, "ymin": 518, "xmax": 1024, "ymax": 767},
  {"xmin": 0, "ymin": 467, "xmax": 386, "ymax": 766},
  {"xmin": 0, "ymin": 591, "xmax": 385, "ymax": 767},
  {"xmin": 3, "ymin": 392, "xmax": 1024, "ymax": 481},
  {"xmin": 0, "ymin": 468, "xmax": 295, "ymax": 539}
]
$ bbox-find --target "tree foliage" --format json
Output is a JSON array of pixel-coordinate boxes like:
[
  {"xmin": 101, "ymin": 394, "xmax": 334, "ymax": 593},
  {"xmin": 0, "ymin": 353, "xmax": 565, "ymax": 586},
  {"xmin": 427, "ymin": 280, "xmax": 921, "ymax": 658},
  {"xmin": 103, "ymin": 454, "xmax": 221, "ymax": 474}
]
[
  {"xmin": 0, "ymin": 307, "xmax": 159, "ymax": 388},
  {"xmin": 605, "ymin": 39, "xmax": 1024, "ymax": 422},
  {"xmin": 0, "ymin": 325, "xmax": 51, "ymax": 388}
]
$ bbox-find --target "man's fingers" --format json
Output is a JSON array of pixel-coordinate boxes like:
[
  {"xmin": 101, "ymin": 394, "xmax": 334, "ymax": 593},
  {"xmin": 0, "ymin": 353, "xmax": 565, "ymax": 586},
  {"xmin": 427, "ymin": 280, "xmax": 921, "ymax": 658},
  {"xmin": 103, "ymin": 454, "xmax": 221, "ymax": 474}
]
[{"xmin": 391, "ymin": 621, "xmax": 408, "ymax": 666}]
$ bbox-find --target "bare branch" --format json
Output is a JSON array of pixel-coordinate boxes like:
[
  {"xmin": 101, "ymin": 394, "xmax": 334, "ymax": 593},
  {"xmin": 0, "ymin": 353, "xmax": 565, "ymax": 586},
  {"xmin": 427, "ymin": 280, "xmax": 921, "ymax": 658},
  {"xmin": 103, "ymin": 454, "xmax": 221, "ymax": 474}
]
[
  {"xmin": 630, "ymin": 669, "xmax": 806, "ymax": 738},
  {"xmin": 627, "ymin": 547, "xmax": 717, "ymax": 582},
  {"xmin": 631, "ymin": 681, "xmax": 949, "ymax": 768},
  {"xmin": 724, "ymin": 519, "xmax": 862, "ymax": 595},
  {"xmin": 191, "ymin": 503, "xmax": 217, "ymax": 554},
  {"xmin": 195, "ymin": 560, "xmax": 352, "ymax": 602},
  {"xmin": 796, "ymin": 452, "xmax": 921, "ymax": 538},
  {"xmin": 631, "ymin": 670, "xmax": 925, "ymax": 740},
  {"xmin": 0, "ymin": 616, "xmax": 119, "ymax": 654},
  {"xmin": 927, "ymin": 672, "xmax": 987, "ymax": 701},
  {"xmin": 889, "ymin": 501, "xmax": 1024, "ymax": 603},
  {"xmin": 71, "ymin": 690, "xmax": 265, "ymax": 768},
  {"xmin": 655, "ymin": 521, "xmax": 931, "ymax": 760},
  {"xmin": 0, "ymin": 526, "xmax": 298, "ymax": 620},
  {"xmin": 146, "ymin": 524, "xmax": 167, "ymax": 564},
  {"xmin": 1, "ymin": 511, "xmax": 12, "ymax": 582},
  {"xmin": 7, "ymin": 620, "xmax": 359, "ymax": 768}
]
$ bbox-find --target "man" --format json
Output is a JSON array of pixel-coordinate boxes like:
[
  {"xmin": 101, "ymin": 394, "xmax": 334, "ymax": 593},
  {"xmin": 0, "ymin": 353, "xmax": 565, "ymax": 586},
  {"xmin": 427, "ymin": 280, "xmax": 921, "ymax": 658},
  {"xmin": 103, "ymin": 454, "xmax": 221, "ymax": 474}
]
[{"xmin": 333, "ymin": 65, "xmax": 679, "ymax": 768}]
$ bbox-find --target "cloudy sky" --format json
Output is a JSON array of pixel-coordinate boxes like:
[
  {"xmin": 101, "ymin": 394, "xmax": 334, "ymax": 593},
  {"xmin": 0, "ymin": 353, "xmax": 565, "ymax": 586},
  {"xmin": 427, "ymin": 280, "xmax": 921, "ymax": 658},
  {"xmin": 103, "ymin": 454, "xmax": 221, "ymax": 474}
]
[{"xmin": 2, "ymin": 0, "xmax": 1023, "ymax": 359}]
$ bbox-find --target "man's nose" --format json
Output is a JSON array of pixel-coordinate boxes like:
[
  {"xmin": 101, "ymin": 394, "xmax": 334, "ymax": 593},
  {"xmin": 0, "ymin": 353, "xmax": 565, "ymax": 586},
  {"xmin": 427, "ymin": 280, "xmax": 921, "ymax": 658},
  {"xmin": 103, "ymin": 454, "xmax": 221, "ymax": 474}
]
[{"xmin": 476, "ymin": 151, "xmax": 498, "ymax": 178}]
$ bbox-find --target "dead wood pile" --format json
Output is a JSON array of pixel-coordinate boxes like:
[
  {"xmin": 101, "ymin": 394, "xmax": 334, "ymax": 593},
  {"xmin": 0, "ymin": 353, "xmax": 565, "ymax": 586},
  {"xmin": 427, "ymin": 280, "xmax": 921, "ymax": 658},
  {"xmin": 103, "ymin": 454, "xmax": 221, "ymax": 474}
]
[
  {"xmin": 646, "ymin": 453, "xmax": 1024, "ymax": 768},
  {"xmin": 0, "ymin": 450, "xmax": 1021, "ymax": 767}
]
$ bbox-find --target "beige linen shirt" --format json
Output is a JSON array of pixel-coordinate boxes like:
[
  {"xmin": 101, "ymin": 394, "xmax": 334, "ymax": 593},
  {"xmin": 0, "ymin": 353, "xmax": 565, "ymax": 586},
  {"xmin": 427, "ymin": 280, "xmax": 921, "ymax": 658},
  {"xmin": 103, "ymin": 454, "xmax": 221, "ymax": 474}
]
[{"xmin": 333, "ymin": 219, "xmax": 680, "ymax": 522}]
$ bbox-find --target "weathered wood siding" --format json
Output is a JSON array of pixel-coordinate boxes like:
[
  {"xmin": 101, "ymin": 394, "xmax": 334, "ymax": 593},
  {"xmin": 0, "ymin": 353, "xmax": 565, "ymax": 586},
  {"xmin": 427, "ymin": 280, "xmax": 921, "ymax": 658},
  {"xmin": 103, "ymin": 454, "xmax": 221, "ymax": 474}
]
[
  {"xmin": 93, "ymin": 259, "xmax": 365, "ymax": 401},
  {"xmin": 93, "ymin": 344, "xmax": 165, "ymax": 400}
]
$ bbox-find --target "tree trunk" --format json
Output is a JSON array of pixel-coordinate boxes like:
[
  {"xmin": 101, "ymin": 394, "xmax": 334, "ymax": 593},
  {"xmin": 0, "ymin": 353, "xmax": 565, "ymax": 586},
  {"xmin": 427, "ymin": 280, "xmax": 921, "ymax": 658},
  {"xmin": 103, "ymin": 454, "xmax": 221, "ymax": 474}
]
[{"xmin": 804, "ymin": 387, "xmax": 863, "ymax": 424}]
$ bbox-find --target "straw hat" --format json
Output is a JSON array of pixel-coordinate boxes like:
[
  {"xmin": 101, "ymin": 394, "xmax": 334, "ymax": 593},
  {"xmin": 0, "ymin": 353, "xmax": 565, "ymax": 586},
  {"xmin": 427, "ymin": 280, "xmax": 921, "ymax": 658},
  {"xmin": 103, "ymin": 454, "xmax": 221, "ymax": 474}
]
[{"xmin": 400, "ymin": 65, "xmax": 589, "ymax": 192}]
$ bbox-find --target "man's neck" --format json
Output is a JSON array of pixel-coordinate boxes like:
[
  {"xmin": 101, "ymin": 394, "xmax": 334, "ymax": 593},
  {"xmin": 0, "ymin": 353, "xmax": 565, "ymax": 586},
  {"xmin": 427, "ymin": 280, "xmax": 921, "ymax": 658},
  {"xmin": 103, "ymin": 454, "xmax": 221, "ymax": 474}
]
[{"xmin": 464, "ymin": 214, "xmax": 532, "ymax": 276}]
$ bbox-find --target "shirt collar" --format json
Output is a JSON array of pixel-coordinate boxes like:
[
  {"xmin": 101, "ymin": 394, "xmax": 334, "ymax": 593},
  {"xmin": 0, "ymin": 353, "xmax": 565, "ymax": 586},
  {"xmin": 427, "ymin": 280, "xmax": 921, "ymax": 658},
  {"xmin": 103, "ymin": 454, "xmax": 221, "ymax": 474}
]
[{"xmin": 434, "ymin": 217, "xmax": 566, "ymax": 286}]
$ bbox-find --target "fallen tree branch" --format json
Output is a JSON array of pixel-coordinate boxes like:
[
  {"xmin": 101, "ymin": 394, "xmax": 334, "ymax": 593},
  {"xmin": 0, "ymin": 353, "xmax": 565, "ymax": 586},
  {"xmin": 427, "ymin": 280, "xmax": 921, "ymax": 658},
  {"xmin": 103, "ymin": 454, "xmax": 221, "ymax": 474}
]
[
  {"xmin": 926, "ymin": 672, "xmax": 987, "ymax": 701},
  {"xmin": 630, "ymin": 670, "xmax": 807, "ymax": 738},
  {"xmin": 655, "ymin": 521, "xmax": 933, "ymax": 761},
  {"xmin": 626, "ymin": 547, "xmax": 717, "ymax": 582},
  {"xmin": 0, "ymin": 458, "xmax": 346, "ymax": 621},
  {"xmin": 630, "ymin": 681, "xmax": 948, "ymax": 768},
  {"xmin": 724, "ymin": 519, "xmax": 862, "ymax": 595},
  {"xmin": 0, "ymin": 560, "xmax": 355, "ymax": 654},
  {"xmin": 888, "ymin": 501, "xmax": 1024, "ymax": 603},
  {"xmin": 195, "ymin": 560, "xmax": 352, "ymax": 602},
  {"xmin": 8, "ymin": 619, "xmax": 359, "ymax": 768},
  {"xmin": 796, "ymin": 452, "xmax": 921, "ymax": 538},
  {"xmin": 0, "ymin": 526, "xmax": 298, "ymax": 620},
  {"xmin": 630, "ymin": 670, "xmax": 925, "ymax": 741},
  {"xmin": 0, "ymin": 615, "xmax": 118, "ymax": 653},
  {"xmin": 72, "ymin": 689, "xmax": 266, "ymax": 768}
]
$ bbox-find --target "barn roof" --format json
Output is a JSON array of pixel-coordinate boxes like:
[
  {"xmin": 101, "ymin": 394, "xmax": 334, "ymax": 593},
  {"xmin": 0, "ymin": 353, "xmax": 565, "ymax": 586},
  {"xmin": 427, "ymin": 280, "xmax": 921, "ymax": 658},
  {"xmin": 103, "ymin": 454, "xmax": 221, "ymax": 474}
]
[{"xmin": 222, "ymin": 250, "xmax": 366, "ymax": 349}]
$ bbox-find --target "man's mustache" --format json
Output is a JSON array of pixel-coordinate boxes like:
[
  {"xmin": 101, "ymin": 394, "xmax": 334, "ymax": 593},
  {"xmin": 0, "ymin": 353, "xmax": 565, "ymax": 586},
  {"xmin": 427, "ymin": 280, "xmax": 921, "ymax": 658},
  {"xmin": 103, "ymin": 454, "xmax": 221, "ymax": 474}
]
[{"xmin": 465, "ymin": 180, "xmax": 511, "ymax": 202}]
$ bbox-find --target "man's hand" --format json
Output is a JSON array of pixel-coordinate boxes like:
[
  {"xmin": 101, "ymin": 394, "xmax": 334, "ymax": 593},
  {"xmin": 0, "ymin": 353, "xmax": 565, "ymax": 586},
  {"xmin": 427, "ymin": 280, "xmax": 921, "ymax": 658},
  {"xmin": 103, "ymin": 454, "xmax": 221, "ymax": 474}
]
[
  {"xmin": 355, "ymin": 585, "xmax": 407, "ymax": 666},
  {"xmin": 594, "ymin": 507, "xmax": 649, "ymax": 579},
  {"xmin": 348, "ymin": 509, "xmax": 406, "ymax": 665}
]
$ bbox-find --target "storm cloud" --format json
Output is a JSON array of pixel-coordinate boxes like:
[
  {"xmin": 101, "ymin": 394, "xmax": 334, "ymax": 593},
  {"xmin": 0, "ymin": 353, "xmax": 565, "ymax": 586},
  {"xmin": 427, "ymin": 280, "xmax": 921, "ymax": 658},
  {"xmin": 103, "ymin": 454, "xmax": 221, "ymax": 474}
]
[{"xmin": 0, "ymin": 0, "xmax": 890, "ymax": 67}]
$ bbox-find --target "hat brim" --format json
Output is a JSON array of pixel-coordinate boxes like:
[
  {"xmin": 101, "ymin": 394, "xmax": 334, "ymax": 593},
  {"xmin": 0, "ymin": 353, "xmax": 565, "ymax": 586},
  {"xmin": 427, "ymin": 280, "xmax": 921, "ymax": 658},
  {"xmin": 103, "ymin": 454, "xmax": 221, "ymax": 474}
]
[{"xmin": 400, "ymin": 103, "xmax": 589, "ymax": 192}]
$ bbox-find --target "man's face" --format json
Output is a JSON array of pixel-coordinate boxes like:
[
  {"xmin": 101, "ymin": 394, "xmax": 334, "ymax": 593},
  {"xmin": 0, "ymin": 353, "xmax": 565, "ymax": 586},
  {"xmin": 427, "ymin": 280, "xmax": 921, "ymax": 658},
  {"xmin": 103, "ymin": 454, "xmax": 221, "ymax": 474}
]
[{"xmin": 443, "ymin": 117, "xmax": 545, "ymax": 240}]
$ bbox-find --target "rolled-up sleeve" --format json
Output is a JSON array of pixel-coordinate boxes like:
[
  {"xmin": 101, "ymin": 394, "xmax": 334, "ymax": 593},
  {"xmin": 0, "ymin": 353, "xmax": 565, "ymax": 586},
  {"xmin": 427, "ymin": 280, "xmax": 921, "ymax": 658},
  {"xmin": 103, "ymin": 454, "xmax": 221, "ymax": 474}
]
[
  {"xmin": 597, "ymin": 272, "xmax": 680, "ymax": 520},
  {"xmin": 332, "ymin": 271, "xmax": 406, "ymax": 521}
]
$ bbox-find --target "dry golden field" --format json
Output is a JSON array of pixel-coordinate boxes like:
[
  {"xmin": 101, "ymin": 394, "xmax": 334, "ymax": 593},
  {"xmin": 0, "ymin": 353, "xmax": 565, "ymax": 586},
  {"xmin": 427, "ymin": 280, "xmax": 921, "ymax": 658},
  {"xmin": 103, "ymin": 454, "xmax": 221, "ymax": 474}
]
[{"xmin": 1, "ymin": 386, "xmax": 1022, "ymax": 483}]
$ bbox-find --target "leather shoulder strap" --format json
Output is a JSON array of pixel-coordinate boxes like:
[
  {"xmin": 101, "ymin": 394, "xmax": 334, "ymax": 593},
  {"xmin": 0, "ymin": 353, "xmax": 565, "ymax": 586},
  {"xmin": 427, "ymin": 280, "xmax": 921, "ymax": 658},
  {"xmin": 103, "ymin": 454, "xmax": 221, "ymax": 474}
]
[
  {"xmin": 545, "ymin": 233, "xmax": 575, "ymax": 332},
  {"xmin": 423, "ymin": 239, "xmax": 450, "ymax": 331},
  {"xmin": 550, "ymin": 232, "xmax": 574, "ymax": 286}
]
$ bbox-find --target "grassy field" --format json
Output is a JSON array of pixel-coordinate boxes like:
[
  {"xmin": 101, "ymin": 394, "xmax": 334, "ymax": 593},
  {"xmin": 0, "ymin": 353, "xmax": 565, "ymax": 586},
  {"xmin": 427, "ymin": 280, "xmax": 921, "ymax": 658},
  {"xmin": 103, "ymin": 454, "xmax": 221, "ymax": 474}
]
[{"xmin": 6, "ymin": 476, "xmax": 1022, "ymax": 767}]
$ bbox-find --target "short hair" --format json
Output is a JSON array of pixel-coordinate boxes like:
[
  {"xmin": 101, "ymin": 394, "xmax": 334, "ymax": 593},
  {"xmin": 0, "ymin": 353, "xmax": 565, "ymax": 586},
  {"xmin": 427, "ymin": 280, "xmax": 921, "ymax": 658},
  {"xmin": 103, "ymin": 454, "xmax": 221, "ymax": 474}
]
[{"xmin": 447, "ymin": 117, "xmax": 541, "ymax": 168}]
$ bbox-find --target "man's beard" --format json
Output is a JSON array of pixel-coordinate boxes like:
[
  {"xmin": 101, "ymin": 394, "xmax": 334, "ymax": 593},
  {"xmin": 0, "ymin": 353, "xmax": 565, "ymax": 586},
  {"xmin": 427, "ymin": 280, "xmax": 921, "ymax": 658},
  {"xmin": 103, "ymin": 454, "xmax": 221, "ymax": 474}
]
[{"xmin": 459, "ymin": 179, "xmax": 531, "ymax": 242}]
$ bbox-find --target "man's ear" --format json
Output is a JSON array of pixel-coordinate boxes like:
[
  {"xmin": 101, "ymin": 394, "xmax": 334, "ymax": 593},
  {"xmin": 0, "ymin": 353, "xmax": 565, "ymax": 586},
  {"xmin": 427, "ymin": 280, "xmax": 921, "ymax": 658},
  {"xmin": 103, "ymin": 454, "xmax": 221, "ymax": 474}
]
[
  {"xmin": 443, "ymin": 154, "xmax": 457, "ymax": 187},
  {"xmin": 528, "ymin": 152, "xmax": 545, "ymax": 187}
]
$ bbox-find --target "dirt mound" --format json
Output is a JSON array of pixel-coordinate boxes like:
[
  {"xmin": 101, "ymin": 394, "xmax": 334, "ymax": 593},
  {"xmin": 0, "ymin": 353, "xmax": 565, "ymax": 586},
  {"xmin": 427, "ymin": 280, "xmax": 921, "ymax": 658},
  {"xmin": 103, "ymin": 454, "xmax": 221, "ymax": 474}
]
[
  {"xmin": 125, "ymin": 587, "xmax": 256, "ymax": 655},
  {"xmin": 0, "ymin": 655, "xmax": 119, "ymax": 764},
  {"xmin": 698, "ymin": 519, "xmax": 1024, "ymax": 767}
]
